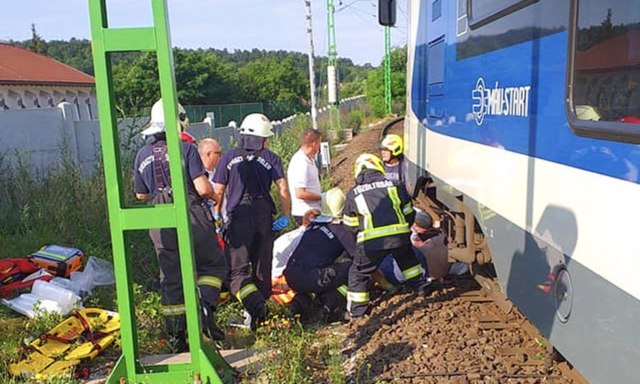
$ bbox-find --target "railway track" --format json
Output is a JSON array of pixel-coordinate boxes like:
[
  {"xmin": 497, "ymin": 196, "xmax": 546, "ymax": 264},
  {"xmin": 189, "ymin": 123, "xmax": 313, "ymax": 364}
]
[{"xmin": 331, "ymin": 119, "xmax": 588, "ymax": 384}]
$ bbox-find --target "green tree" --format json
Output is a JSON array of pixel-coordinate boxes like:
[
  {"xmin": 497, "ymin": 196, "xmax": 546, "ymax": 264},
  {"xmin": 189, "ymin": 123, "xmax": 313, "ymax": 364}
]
[
  {"xmin": 29, "ymin": 24, "xmax": 46, "ymax": 55},
  {"xmin": 366, "ymin": 46, "xmax": 407, "ymax": 117},
  {"xmin": 239, "ymin": 57, "xmax": 309, "ymax": 118}
]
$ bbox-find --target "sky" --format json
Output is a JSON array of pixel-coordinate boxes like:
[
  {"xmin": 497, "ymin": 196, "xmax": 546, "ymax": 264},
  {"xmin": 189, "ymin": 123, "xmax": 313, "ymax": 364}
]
[{"xmin": 0, "ymin": 0, "xmax": 408, "ymax": 66}]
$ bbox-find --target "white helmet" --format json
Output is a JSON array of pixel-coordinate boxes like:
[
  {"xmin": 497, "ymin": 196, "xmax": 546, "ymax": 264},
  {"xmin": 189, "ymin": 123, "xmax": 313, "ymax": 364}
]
[
  {"xmin": 314, "ymin": 187, "xmax": 346, "ymax": 223},
  {"xmin": 239, "ymin": 113, "xmax": 274, "ymax": 138},
  {"xmin": 142, "ymin": 98, "xmax": 189, "ymax": 137}
]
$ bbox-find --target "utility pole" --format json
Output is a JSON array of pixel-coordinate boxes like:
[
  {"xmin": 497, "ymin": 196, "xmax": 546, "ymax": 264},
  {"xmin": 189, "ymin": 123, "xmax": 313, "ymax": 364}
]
[
  {"xmin": 384, "ymin": 25, "xmax": 392, "ymax": 115},
  {"xmin": 326, "ymin": 0, "xmax": 341, "ymax": 130},
  {"xmin": 305, "ymin": 0, "xmax": 319, "ymax": 131}
]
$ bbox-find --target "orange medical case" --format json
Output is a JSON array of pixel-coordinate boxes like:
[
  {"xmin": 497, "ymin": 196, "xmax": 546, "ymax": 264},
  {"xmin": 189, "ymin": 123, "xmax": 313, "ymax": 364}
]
[{"xmin": 30, "ymin": 245, "xmax": 84, "ymax": 277}]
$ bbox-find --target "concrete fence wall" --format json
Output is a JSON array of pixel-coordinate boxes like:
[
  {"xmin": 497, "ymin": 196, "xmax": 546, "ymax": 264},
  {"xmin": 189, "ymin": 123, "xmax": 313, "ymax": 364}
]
[{"xmin": 0, "ymin": 96, "xmax": 365, "ymax": 176}]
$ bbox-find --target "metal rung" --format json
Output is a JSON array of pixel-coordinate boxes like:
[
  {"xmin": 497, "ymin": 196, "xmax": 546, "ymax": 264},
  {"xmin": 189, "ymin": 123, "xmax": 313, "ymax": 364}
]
[
  {"xmin": 103, "ymin": 27, "xmax": 157, "ymax": 52},
  {"xmin": 120, "ymin": 206, "xmax": 176, "ymax": 230}
]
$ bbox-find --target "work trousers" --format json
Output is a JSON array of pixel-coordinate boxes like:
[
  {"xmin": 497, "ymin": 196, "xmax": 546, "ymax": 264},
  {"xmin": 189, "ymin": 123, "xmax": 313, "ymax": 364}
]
[
  {"xmin": 285, "ymin": 262, "xmax": 351, "ymax": 312},
  {"xmin": 149, "ymin": 191, "xmax": 228, "ymax": 335},
  {"xmin": 224, "ymin": 203, "xmax": 274, "ymax": 316},
  {"xmin": 348, "ymin": 244, "xmax": 423, "ymax": 317}
]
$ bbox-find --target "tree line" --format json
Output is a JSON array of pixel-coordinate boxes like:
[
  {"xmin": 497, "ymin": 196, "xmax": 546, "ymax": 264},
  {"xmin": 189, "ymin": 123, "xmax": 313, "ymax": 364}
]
[{"xmin": 14, "ymin": 32, "xmax": 408, "ymax": 119}]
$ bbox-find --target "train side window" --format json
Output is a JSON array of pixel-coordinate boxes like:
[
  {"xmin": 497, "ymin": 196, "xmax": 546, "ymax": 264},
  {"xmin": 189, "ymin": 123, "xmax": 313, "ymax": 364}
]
[
  {"xmin": 566, "ymin": 0, "xmax": 640, "ymax": 143},
  {"xmin": 468, "ymin": 0, "xmax": 539, "ymax": 29}
]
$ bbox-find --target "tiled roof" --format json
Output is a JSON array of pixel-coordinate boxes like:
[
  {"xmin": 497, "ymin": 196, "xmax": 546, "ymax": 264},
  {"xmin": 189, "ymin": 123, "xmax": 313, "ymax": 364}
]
[
  {"xmin": 0, "ymin": 43, "xmax": 94, "ymax": 86},
  {"xmin": 576, "ymin": 29, "xmax": 640, "ymax": 71}
]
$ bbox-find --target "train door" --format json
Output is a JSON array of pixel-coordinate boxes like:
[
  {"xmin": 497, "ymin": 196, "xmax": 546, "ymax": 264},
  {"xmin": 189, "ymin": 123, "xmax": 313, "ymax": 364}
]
[{"xmin": 420, "ymin": 0, "xmax": 450, "ymax": 171}]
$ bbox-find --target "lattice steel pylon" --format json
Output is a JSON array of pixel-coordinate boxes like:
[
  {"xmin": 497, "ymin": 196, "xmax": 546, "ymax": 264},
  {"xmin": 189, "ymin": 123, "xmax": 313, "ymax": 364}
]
[
  {"xmin": 384, "ymin": 25, "xmax": 392, "ymax": 115},
  {"xmin": 87, "ymin": 1, "xmax": 234, "ymax": 383},
  {"xmin": 326, "ymin": 0, "xmax": 341, "ymax": 130}
]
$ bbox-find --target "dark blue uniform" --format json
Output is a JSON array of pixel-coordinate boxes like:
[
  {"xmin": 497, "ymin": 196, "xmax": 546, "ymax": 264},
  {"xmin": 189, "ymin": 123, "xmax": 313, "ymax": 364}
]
[
  {"xmin": 134, "ymin": 139, "xmax": 228, "ymax": 338},
  {"xmin": 343, "ymin": 170, "xmax": 429, "ymax": 317},
  {"xmin": 284, "ymin": 223, "xmax": 356, "ymax": 319},
  {"xmin": 212, "ymin": 144, "xmax": 285, "ymax": 326}
]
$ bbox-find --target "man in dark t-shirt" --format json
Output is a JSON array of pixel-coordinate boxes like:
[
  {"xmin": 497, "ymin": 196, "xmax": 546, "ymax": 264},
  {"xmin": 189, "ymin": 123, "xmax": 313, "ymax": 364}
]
[
  {"xmin": 212, "ymin": 113, "xmax": 291, "ymax": 330},
  {"xmin": 134, "ymin": 99, "xmax": 228, "ymax": 351}
]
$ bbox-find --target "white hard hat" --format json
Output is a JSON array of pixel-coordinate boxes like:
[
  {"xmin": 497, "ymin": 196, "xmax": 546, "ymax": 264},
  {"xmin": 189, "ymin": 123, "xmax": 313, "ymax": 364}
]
[
  {"xmin": 239, "ymin": 113, "xmax": 274, "ymax": 138},
  {"xmin": 142, "ymin": 99, "xmax": 189, "ymax": 137},
  {"xmin": 313, "ymin": 187, "xmax": 346, "ymax": 223}
]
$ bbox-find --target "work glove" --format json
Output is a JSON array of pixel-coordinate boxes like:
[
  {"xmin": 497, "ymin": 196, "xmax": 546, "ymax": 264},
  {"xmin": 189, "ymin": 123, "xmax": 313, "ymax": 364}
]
[
  {"xmin": 272, "ymin": 216, "xmax": 289, "ymax": 231},
  {"xmin": 213, "ymin": 213, "xmax": 223, "ymax": 232}
]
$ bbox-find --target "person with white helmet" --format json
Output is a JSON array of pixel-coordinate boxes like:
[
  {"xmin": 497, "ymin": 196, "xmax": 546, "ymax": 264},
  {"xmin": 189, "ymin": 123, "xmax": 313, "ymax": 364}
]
[
  {"xmin": 133, "ymin": 99, "xmax": 228, "ymax": 351},
  {"xmin": 283, "ymin": 187, "xmax": 356, "ymax": 323},
  {"xmin": 211, "ymin": 113, "xmax": 291, "ymax": 330},
  {"xmin": 343, "ymin": 154, "xmax": 431, "ymax": 319},
  {"xmin": 380, "ymin": 134, "xmax": 405, "ymax": 187}
]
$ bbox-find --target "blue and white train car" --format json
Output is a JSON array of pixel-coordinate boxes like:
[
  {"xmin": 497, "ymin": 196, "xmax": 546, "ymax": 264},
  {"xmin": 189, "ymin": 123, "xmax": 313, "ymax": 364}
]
[{"xmin": 394, "ymin": 0, "xmax": 640, "ymax": 383}]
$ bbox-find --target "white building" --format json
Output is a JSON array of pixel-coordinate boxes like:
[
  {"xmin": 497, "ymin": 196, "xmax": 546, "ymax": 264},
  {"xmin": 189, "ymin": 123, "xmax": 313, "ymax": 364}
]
[{"xmin": 0, "ymin": 43, "xmax": 96, "ymax": 120}]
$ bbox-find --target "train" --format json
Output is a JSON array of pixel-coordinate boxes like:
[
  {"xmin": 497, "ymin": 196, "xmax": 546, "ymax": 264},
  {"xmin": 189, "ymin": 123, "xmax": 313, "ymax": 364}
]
[{"xmin": 379, "ymin": 1, "xmax": 640, "ymax": 383}]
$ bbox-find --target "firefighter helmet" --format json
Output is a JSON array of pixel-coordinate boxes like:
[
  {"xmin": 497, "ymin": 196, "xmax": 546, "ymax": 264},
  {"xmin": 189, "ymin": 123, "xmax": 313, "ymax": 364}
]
[
  {"xmin": 315, "ymin": 187, "xmax": 346, "ymax": 223},
  {"xmin": 239, "ymin": 113, "xmax": 274, "ymax": 138},
  {"xmin": 380, "ymin": 134, "xmax": 403, "ymax": 157},
  {"xmin": 142, "ymin": 99, "xmax": 189, "ymax": 137},
  {"xmin": 354, "ymin": 153, "xmax": 386, "ymax": 179}
]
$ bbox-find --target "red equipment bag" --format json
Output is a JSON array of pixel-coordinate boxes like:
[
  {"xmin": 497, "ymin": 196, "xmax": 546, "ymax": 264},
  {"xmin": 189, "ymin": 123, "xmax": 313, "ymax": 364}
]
[{"xmin": 0, "ymin": 258, "xmax": 52, "ymax": 298}]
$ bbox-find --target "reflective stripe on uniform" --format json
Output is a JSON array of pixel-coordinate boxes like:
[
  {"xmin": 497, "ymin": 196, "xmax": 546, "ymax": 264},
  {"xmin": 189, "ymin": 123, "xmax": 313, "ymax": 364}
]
[
  {"xmin": 388, "ymin": 187, "xmax": 407, "ymax": 225},
  {"xmin": 337, "ymin": 285, "xmax": 348, "ymax": 297},
  {"xmin": 162, "ymin": 304, "xmax": 186, "ymax": 316},
  {"xmin": 402, "ymin": 202, "xmax": 414, "ymax": 216},
  {"xmin": 218, "ymin": 291, "xmax": 231, "ymax": 303},
  {"xmin": 355, "ymin": 194, "xmax": 374, "ymax": 230},
  {"xmin": 347, "ymin": 290, "xmax": 369, "ymax": 303},
  {"xmin": 197, "ymin": 275, "xmax": 222, "ymax": 289},
  {"xmin": 356, "ymin": 223, "xmax": 410, "ymax": 243},
  {"xmin": 402, "ymin": 264, "xmax": 423, "ymax": 281},
  {"xmin": 236, "ymin": 283, "xmax": 258, "ymax": 302},
  {"xmin": 343, "ymin": 214, "xmax": 359, "ymax": 227}
]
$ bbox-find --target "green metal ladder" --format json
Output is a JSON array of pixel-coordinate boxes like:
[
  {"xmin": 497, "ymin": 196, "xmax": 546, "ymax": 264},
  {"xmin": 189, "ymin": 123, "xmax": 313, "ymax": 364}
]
[{"xmin": 87, "ymin": 1, "xmax": 234, "ymax": 382}]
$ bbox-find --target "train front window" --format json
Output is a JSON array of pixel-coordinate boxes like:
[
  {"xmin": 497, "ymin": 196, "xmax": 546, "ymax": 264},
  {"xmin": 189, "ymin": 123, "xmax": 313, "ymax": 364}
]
[{"xmin": 571, "ymin": 0, "xmax": 640, "ymax": 125}]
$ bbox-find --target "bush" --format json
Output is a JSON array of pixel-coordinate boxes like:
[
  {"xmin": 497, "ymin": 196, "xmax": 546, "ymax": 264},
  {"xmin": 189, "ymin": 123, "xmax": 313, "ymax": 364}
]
[{"xmin": 346, "ymin": 110, "xmax": 364, "ymax": 132}]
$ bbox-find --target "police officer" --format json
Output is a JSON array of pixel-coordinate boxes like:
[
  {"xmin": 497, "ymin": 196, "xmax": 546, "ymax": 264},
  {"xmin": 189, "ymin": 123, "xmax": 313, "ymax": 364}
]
[
  {"xmin": 212, "ymin": 113, "xmax": 291, "ymax": 330},
  {"xmin": 284, "ymin": 187, "xmax": 355, "ymax": 322},
  {"xmin": 343, "ymin": 154, "xmax": 431, "ymax": 318},
  {"xmin": 380, "ymin": 134, "xmax": 405, "ymax": 187},
  {"xmin": 134, "ymin": 99, "xmax": 227, "ymax": 351}
]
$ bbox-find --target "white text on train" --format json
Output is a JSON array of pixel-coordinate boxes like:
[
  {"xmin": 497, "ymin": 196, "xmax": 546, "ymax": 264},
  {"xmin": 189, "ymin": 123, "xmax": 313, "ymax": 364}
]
[{"xmin": 472, "ymin": 77, "xmax": 531, "ymax": 126}]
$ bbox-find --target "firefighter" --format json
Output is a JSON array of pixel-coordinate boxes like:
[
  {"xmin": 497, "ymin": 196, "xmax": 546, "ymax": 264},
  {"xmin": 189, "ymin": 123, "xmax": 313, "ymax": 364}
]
[
  {"xmin": 134, "ymin": 99, "xmax": 227, "ymax": 351},
  {"xmin": 283, "ymin": 187, "xmax": 355, "ymax": 322},
  {"xmin": 343, "ymin": 154, "xmax": 431, "ymax": 318},
  {"xmin": 380, "ymin": 134, "xmax": 405, "ymax": 187},
  {"xmin": 212, "ymin": 113, "xmax": 291, "ymax": 330}
]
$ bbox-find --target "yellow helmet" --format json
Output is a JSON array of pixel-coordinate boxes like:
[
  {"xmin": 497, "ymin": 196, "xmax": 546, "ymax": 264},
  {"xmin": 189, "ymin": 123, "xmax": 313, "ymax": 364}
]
[
  {"xmin": 380, "ymin": 134, "xmax": 403, "ymax": 157},
  {"xmin": 315, "ymin": 187, "xmax": 346, "ymax": 223},
  {"xmin": 354, "ymin": 153, "xmax": 386, "ymax": 179}
]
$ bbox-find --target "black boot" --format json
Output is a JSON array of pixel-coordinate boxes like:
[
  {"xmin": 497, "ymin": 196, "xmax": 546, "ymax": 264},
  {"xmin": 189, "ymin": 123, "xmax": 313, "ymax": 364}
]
[
  {"xmin": 411, "ymin": 279, "xmax": 433, "ymax": 296},
  {"xmin": 201, "ymin": 303, "xmax": 225, "ymax": 341},
  {"xmin": 169, "ymin": 332, "xmax": 188, "ymax": 353}
]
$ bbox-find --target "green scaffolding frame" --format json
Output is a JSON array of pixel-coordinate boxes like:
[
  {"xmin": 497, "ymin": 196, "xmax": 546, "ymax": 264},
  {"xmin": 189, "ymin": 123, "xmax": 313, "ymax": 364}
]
[{"xmin": 87, "ymin": 1, "xmax": 234, "ymax": 382}]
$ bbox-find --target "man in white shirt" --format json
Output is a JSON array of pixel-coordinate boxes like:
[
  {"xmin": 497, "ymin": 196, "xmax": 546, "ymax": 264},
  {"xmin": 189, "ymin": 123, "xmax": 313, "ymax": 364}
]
[
  {"xmin": 287, "ymin": 129, "xmax": 323, "ymax": 225},
  {"xmin": 198, "ymin": 138, "xmax": 223, "ymax": 184}
]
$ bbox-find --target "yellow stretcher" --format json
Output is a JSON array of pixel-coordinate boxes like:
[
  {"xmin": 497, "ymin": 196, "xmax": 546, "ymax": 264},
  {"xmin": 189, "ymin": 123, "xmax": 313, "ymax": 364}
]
[{"xmin": 10, "ymin": 308, "xmax": 120, "ymax": 380}]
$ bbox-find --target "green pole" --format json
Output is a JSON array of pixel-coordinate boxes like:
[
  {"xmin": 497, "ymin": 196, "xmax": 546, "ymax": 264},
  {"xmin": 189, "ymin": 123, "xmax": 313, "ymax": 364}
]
[
  {"xmin": 87, "ymin": 0, "xmax": 233, "ymax": 382},
  {"xmin": 327, "ymin": 0, "xmax": 341, "ymax": 130},
  {"xmin": 384, "ymin": 25, "xmax": 392, "ymax": 115}
]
